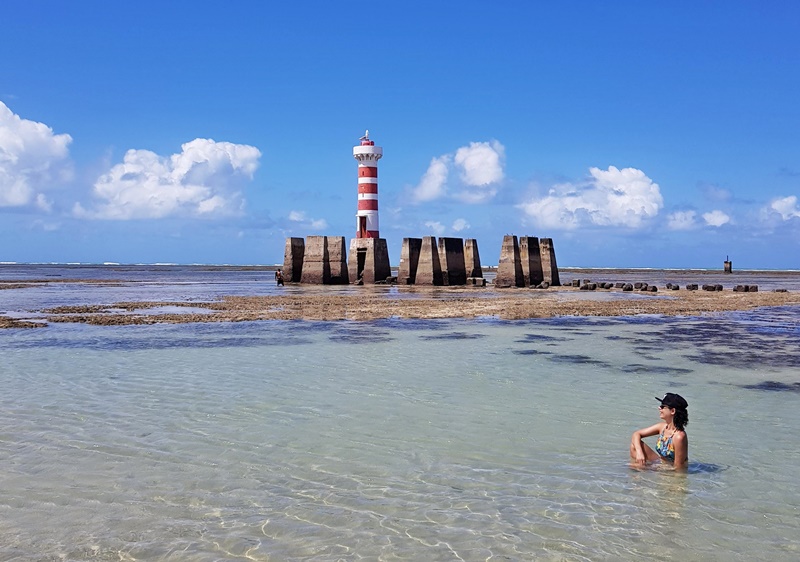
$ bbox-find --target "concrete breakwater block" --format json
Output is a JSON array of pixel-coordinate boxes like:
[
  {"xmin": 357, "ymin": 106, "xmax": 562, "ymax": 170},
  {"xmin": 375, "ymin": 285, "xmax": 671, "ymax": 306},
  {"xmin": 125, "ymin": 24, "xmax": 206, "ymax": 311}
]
[
  {"xmin": 464, "ymin": 239, "xmax": 483, "ymax": 279},
  {"xmin": 498, "ymin": 235, "xmax": 560, "ymax": 288},
  {"xmin": 438, "ymin": 237, "xmax": 468, "ymax": 286},
  {"xmin": 495, "ymin": 235, "xmax": 524, "ymax": 288},
  {"xmin": 519, "ymin": 236, "xmax": 544, "ymax": 287},
  {"xmin": 398, "ymin": 238, "xmax": 422, "ymax": 284},
  {"xmin": 414, "ymin": 236, "xmax": 444, "ymax": 286},
  {"xmin": 283, "ymin": 237, "xmax": 305, "ymax": 283},
  {"xmin": 347, "ymin": 237, "xmax": 391, "ymax": 285},
  {"xmin": 539, "ymin": 238, "xmax": 560, "ymax": 286},
  {"xmin": 300, "ymin": 235, "xmax": 330, "ymax": 284}
]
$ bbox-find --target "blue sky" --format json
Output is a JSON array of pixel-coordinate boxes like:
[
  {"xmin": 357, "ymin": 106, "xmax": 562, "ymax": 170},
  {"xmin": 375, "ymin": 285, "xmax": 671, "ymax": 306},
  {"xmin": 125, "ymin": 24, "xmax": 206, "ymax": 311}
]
[{"xmin": 2, "ymin": 2, "xmax": 799, "ymax": 268}]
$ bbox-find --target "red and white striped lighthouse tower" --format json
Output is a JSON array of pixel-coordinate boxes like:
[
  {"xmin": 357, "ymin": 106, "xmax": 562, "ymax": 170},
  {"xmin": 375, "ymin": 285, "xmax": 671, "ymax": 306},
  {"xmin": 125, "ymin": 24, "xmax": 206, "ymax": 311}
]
[{"xmin": 353, "ymin": 130, "xmax": 383, "ymax": 238}]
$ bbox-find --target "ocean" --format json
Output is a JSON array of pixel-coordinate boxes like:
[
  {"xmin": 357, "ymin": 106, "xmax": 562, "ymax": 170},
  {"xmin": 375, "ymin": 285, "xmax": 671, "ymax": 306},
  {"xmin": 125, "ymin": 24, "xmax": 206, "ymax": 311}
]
[{"xmin": 1, "ymin": 265, "xmax": 799, "ymax": 560}]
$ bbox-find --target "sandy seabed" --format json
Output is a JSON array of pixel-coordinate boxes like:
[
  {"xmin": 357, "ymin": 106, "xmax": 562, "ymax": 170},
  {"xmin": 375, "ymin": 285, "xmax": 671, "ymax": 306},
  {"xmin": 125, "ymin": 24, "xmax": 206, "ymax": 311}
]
[{"xmin": 3, "ymin": 282, "xmax": 799, "ymax": 328}]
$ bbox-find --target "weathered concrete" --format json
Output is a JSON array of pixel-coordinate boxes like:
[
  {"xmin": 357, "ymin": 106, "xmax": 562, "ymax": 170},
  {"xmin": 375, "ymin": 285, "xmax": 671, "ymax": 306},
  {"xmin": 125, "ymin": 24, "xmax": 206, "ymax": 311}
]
[
  {"xmin": 283, "ymin": 237, "xmax": 305, "ymax": 283},
  {"xmin": 438, "ymin": 237, "xmax": 467, "ymax": 286},
  {"xmin": 347, "ymin": 238, "xmax": 391, "ymax": 284},
  {"xmin": 464, "ymin": 239, "xmax": 483, "ymax": 279},
  {"xmin": 724, "ymin": 258, "xmax": 732, "ymax": 273},
  {"xmin": 415, "ymin": 236, "xmax": 444, "ymax": 286},
  {"xmin": 539, "ymin": 237, "xmax": 561, "ymax": 286},
  {"xmin": 300, "ymin": 235, "xmax": 330, "ymax": 284},
  {"xmin": 495, "ymin": 235, "xmax": 524, "ymax": 288},
  {"xmin": 519, "ymin": 236, "xmax": 544, "ymax": 287},
  {"xmin": 326, "ymin": 236, "xmax": 349, "ymax": 285},
  {"xmin": 398, "ymin": 238, "xmax": 422, "ymax": 284}
]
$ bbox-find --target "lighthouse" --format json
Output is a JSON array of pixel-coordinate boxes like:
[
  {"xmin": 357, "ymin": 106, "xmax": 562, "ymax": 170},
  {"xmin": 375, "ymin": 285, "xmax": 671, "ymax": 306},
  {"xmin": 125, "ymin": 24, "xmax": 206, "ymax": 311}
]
[
  {"xmin": 353, "ymin": 130, "xmax": 383, "ymax": 238},
  {"xmin": 347, "ymin": 130, "xmax": 391, "ymax": 283}
]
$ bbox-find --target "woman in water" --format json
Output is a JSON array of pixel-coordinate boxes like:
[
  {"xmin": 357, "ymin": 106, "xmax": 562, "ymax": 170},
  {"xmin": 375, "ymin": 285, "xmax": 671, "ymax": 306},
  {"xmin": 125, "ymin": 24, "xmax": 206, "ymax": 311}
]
[{"xmin": 630, "ymin": 393, "xmax": 689, "ymax": 469}]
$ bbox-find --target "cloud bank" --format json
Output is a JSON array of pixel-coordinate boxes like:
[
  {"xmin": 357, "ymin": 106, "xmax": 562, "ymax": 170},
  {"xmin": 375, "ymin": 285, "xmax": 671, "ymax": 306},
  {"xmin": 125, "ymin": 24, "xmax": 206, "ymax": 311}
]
[
  {"xmin": 424, "ymin": 221, "xmax": 446, "ymax": 236},
  {"xmin": 517, "ymin": 166, "xmax": 663, "ymax": 230},
  {"xmin": 411, "ymin": 140, "xmax": 504, "ymax": 204},
  {"xmin": 75, "ymin": 138, "xmax": 261, "ymax": 219},
  {"xmin": 0, "ymin": 102, "xmax": 73, "ymax": 210},
  {"xmin": 667, "ymin": 210, "xmax": 697, "ymax": 231},
  {"xmin": 288, "ymin": 210, "xmax": 328, "ymax": 230}
]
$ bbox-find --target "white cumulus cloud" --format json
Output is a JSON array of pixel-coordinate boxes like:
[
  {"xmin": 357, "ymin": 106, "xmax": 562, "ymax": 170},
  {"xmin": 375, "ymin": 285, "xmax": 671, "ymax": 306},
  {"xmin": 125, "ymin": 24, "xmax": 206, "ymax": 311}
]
[
  {"xmin": 455, "ymin": 141, "xmax": 504, "ymax": 185},
  {"xmin": 517, "ymin": 166, "xmax": 663, "ymax": 230},
  {"xmin": 410, "ymin": 155, "xmax": 450, "ymax": 203},
  {"xmin": 667, "ymin": 210, "xmax": 697, "ymax": 231},
  {"xmin": 452, "ymin": 218, "xmax": 470, "ymax": 232},
  {"xmin": 702, "ymin": 210, "xmax": 730, "ymax": 227},
  {"xmin": 0, "ymin": 101, "xmax": 73, "ymax": 209},
  {"xmin": 410, "ymin": 140, "xmax": 504, "ymax": 204},
  {"xmin": 768, "ymin": 195, "xmax": 800, "ymax": 220},
  {"xmin": 74, "ymin": 138, "xmax": 261, "ymax": 220}
]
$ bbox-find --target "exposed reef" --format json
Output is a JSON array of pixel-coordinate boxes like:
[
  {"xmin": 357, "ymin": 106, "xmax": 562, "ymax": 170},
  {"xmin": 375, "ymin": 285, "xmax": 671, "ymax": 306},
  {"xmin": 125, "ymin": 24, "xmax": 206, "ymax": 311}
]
[{"xmin": 7, "ymin": 286, "xmax": 796, "ymax": 327}]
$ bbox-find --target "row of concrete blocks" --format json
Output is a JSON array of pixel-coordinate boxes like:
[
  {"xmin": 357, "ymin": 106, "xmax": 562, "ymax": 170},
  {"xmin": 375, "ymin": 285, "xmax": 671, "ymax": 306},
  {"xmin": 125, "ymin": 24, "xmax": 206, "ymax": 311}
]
[
  {"xmin": 283, "ymin": 236, "xmax": 392, "ymax": 285},
  {"xmin": 574, "ymin": 281, "xmax": 660, "ymax": 292},
  {"xmin": 282, "ymin": 234, "xmax": 562, "ymax": 288},
  {"xmin": 699, "ymin": 284, "xmax": 758, "ymax": 292},
  {"xmin": 283, "ymin": 235, "xmax": 485, "ymax": 286},
  {"xmin": 398, "ymin": 236, "xmax": 482, "ymax": 286},
  {"xmin": 495, "ymin": 235, "xmax": 560, "ymax": 288},
  {"xmin": 571, "ymin": 280, "xmax": 761, "ymax": 293},
  {"xmin": 284, "ymin": 236, "xmax": 346, "ymax": 285}
]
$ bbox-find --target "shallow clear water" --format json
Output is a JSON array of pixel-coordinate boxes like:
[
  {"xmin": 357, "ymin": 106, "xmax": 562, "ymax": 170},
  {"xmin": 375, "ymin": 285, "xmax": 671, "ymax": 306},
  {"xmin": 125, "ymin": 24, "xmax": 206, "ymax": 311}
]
[{"xmin": 2, "ymin": 294, "xmax": 800, "ymax": 560}]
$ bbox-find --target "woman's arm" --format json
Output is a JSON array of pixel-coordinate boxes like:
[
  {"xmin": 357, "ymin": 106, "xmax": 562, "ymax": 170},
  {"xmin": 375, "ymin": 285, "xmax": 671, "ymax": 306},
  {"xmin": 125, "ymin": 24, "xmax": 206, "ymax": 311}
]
[
  {"xmin": 630, "ymin": 423, "xmax": 665, "ymax": 464},
  {"xmin": 671, "ymin": 432, "xmax": 688, "ymax": 469}
]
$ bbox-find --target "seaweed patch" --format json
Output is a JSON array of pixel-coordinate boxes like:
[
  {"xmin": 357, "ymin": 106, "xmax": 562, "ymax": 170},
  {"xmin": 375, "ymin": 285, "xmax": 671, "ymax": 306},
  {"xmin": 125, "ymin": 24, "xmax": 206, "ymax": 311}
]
[
  {"xmin": 740, "ymin": 381, "xmax": 800, "ymax": 392},
  {"xmin": 515, "ymin": 333, "xmax": 571, "ymax": 343},
  {"xmin": 419, "ymin": 332, "xmax": 487, "ymax": 341},
  {"xmin": 548, "ymin": 354, "xmax": 611, "ymax": 367},
  {"xmin": 620, "ymin": 364, "xmax": 693, "ymax": 375}
]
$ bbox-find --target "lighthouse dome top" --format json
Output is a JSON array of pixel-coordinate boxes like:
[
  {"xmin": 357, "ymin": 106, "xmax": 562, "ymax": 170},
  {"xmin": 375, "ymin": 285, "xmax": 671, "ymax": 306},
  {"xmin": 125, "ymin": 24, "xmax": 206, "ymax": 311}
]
[
  {"xmin": 353, "ymin": 130, "xmax": 382, "ymax": 159},
  {"xmin": 359, "ymin": 129, "xmax": 375, "ymax": 146}
]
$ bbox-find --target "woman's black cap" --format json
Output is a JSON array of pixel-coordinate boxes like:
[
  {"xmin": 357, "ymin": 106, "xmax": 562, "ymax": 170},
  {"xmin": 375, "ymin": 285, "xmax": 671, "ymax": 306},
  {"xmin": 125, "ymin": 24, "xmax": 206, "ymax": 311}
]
[{"xmin": 655, "ymin": 393, "xmax": 688, "ymax": 409}]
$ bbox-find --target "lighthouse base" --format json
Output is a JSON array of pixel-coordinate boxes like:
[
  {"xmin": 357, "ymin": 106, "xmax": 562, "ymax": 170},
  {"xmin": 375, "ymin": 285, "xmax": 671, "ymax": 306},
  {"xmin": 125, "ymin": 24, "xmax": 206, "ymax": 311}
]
[{"xmin": 348, "ymin": 238, "xmax": 391, "ymax": 284}]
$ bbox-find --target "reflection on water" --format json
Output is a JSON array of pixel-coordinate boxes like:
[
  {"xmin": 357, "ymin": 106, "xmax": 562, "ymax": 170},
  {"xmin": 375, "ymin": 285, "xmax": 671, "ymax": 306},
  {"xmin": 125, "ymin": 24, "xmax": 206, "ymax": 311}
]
[{"xmin": 1, "ymin": 270, "xmax": 800, "ymax": 560}]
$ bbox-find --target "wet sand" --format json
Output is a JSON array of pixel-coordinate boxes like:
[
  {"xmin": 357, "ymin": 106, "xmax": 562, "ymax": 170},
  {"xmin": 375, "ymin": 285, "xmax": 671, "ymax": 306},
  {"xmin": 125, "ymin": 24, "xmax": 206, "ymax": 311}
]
[{"xmin": 11, "ymin": 284, "xmax": 798, "ymax": 327}]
